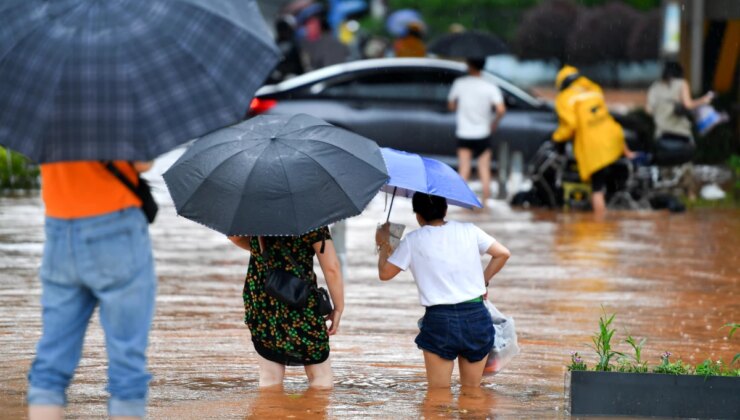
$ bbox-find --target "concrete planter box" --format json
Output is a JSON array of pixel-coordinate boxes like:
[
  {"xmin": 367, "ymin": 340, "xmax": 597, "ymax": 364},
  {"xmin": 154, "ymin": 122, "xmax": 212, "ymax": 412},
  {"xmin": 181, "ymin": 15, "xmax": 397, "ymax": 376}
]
[{"xmin": 569, "ymin": 370, "xmax": 740, "ymax": 419}]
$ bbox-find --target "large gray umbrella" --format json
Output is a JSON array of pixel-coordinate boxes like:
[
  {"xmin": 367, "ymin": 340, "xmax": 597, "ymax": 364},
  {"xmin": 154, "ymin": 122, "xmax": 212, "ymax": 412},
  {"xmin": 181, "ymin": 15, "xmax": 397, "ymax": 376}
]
[
  {"xmin": 0, "ymin": 0, "xmax": 279, "ymax": 163},
  {"xmin": 162, "ymin": 114, "xmax": 389, "ymax": 236}
]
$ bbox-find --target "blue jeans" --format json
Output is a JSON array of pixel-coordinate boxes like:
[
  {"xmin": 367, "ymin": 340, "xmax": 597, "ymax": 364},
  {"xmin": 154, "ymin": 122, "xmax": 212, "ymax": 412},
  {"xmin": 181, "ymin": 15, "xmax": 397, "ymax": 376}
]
[
  {"xmin": 28, "ymin": 208, "xmax": 156, "ymax": 418},
  {"xmin": 415, "ymin": 301, "xmax": 494, "ymax": 362}
]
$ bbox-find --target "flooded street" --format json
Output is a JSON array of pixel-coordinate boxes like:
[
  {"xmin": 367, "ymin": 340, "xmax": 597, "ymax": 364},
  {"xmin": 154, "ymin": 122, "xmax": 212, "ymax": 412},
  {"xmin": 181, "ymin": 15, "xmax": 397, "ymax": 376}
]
[{"xmin": 0, "ymin": 159, "xmax": 738, "ymax": 419}]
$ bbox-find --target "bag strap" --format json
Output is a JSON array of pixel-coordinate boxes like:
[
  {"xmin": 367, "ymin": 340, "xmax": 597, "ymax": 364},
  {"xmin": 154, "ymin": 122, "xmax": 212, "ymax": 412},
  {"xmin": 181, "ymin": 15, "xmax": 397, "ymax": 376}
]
[
  {"xmin": 103, "ymin": 161, "xmax": 139, "ymax": 195},
  {"xmin": 260, "ymin": 236, "xmax": 308, "ymax": 280}
]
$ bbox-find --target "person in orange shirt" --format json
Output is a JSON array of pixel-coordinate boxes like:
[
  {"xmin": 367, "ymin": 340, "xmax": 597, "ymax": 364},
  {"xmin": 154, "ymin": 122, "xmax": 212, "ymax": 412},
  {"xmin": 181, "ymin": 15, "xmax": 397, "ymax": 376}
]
[
  {"xmin": 28, "ymin": 161, "xmax": 156, "ymax": 420},
  {"xmin": 393, "ymin": 22, "xmax": 426, "ymax": 58}
]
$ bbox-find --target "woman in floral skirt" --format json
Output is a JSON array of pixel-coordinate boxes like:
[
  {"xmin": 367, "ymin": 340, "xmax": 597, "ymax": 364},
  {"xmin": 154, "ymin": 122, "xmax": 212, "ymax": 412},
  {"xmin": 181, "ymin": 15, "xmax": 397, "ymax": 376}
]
[{"xmin": 229, "ymin": 227, "xmax": 344, "ymax": 388}]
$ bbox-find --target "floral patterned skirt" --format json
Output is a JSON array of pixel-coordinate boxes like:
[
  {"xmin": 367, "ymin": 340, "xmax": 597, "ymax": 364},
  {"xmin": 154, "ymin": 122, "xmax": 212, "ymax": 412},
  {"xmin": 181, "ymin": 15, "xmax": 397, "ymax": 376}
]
[{"xmin": 243, "ymin": 274, "xmax": 329, "ymax": 366}]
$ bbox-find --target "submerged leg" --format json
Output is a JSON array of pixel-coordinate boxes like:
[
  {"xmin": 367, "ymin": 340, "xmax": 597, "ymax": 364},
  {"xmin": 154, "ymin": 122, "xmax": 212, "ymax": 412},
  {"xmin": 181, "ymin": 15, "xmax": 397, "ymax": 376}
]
[
  {"xmin": 305, "ymin": 357, "xmax": 333, "ymax": 389},
  {"xmin": 477, "ymin": 149, "xmax": 493, "ymax": 206},
  {"xmin": 256, "ymin": 353, "xmax": 286, "ymax": 388},
  {"xmin": 458, "ymin": 356, "xmax": 488, "ymax": 387},
  {"xmin": 591, "ymin": 190, "xmax": 607, "ymax": 219}
]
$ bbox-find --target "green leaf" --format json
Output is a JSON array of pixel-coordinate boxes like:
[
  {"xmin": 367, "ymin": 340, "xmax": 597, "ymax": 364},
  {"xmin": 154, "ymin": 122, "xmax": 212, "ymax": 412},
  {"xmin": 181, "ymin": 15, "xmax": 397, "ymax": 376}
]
[{"xmin": 723, "ymin": 323, "xmax": 739, "ymax": 339}]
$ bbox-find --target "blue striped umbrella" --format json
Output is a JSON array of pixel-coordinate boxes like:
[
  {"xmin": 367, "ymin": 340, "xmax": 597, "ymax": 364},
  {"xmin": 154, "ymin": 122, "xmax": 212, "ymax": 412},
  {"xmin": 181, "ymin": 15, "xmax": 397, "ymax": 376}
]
[{"xmin": 0, "ymin": 0, "xmax": 279, "ymax": 163}]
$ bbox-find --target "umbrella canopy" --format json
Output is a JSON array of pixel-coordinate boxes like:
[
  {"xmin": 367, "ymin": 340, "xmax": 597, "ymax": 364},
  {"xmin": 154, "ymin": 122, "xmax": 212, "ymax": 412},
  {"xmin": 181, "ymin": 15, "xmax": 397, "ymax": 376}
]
[
  {"xmin": 428, "ymin": 30, "xmax": 508, "ymax": 58},
  {"xmin": 380, "ymin": 148, "xmax": 481, "ymax": 209},
  {"xmin": 163, "ymin": 114, "xmax": 389, "ymax": 236},
  {"xmin": 296, "ymin": 3, "xmax": 324, "ymax": 25},
  {"xmin": 386, "ymin": 9, "xmax": 425, "ymax": 37},
  {"xmin": 0, "ymin": 0, "xmax": 279, "ymax": 163}
]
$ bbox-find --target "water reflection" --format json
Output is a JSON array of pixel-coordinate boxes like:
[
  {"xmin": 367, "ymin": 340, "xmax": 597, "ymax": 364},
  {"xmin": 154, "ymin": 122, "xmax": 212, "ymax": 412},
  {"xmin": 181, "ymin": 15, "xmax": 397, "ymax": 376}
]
[
  {"xmin": 246, "ymin": 387, "xmax": 330, "ymax": 419},
  {"xmin": 421, "ymin": 386, "xmax": 500, "ymax": 418}
]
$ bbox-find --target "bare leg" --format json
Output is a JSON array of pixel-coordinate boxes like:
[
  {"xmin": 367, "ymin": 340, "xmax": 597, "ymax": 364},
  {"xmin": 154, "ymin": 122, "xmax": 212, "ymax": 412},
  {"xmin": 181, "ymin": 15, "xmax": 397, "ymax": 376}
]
[
  {"xmin": 457, "ymin": 148, "xmax": 473, "ymax": 181},
  {"xmin": 477, "ymin": 149, "xmax": 492, "ymax": 207},
  {"xmin": 422, "ymin": 351, "xmax": 454, "ymax": 389},
  {"xmin": 458, "ymin": 356, "xmax": 488, "ymax": 387},
  {"xmin": 29, "ymin": 405, "xmax": 63, "ymax": 420},
  {"xmin": 591, "ymin": 191, "xmax": 607, "ymax": 220},
  {"xmin": 304, "ymin": 357, "xmax": 333, "ymax": 389},
  {"xmin": 256, "ymin": 353, "xmax": 285, "ymax": 388}
]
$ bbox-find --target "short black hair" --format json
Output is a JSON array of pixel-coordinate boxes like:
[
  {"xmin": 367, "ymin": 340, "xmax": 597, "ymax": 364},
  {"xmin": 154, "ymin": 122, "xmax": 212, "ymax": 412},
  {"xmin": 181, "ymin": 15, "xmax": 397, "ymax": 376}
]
[
  {"xmin": 662, "ymin": 61, "xmax": 684, "ymax": 81},
  {"xmin": 412, "ymin": 192, "xmax": 447, "ymax": 222},
  {"xmin": 466, "ymin": 58, "xmax": 486, "ymax": 71}
]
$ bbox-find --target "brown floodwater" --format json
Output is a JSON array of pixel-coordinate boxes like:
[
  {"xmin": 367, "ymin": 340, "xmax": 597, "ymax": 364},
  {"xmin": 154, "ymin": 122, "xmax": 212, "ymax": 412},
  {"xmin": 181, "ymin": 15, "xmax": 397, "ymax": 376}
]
[{"xmin": 0, "ymin": 165, "xmax": 738, "ymax": 419}]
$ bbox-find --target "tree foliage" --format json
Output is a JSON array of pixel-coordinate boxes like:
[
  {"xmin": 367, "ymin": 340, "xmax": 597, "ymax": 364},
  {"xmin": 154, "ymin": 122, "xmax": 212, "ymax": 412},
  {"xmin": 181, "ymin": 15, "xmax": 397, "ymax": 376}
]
[
  {"xmin": 387, "ymin": 0, "xmax": 662, "ymax": 67},
  {"xmin": 388, "ymin": 0, "xmax": 539, "ymax": 40},
  {"xmin": 515, "ymin": 0, "xmax": 579, "ymax": 64},
  {"xmin": 627, "ymin": 9, "xmax": 661, "ymax": 61},
  {"xmin": 566, "ymin": 2, "xmax": 640, "ymax": 65}
]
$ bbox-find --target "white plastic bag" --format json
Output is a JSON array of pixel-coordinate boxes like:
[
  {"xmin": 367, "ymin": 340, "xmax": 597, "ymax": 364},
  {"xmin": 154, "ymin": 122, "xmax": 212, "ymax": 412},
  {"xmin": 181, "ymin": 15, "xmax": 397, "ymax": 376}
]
[
  {"xmin": 483, "ymin": 300, "xmax": 520, "ymax": 375},
  {"xmin": 375, "ymin": 222, "xmax": 405, "ymax": 252}
]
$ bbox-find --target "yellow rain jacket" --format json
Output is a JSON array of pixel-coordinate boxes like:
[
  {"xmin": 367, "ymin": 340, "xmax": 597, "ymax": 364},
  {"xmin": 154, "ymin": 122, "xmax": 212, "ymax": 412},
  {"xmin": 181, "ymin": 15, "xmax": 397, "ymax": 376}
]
[{"xmin": 552, "ymin": 66, "xmax": 625, "ymax": 181}]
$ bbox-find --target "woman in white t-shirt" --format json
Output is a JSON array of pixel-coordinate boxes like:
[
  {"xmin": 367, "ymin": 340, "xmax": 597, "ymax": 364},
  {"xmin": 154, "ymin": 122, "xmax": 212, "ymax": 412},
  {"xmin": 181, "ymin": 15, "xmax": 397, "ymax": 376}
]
[{"xmin": 375, "ymin": 193, "xmax": 511, "ymax": 388}]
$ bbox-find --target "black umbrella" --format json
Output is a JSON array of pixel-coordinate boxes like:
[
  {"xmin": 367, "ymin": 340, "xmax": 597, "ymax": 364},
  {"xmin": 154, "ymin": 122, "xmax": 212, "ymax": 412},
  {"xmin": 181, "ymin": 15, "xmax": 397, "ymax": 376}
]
[
  {"xmin": 428, "ymin": 30, "xmax": 509, "ymax": 58},
  {"xmin": 0, "ymin": 0, "xmax": 279, "ymax": 163},
  {"xmin": 162, "ymin": 114, "xmax": 389, "ymax": 236}
]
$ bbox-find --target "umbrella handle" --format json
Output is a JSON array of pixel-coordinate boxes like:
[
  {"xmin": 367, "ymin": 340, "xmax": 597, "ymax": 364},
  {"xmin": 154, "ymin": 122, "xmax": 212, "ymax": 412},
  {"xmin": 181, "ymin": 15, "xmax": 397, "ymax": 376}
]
[{"xmin": 386, "ymin": 187, "xmax": 397, "ymax": 224}]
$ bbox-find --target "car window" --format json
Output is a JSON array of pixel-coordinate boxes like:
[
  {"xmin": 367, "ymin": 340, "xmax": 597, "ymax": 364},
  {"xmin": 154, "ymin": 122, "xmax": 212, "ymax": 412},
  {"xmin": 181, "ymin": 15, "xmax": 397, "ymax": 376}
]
[
  {"xmin": 502, "ymin": 90, "xmax": 527, "ymax": 110},
  {"xmin": 318, "ymin": 69, "xmax": 459, "ymax": 103},
  {"xmin": 481, "ymin": 72, "xmax": 539, "ymax": 110}
]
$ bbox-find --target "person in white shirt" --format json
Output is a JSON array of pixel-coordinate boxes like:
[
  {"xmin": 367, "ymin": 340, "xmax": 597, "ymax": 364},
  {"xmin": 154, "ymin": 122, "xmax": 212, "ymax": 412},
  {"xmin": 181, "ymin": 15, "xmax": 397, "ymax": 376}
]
[
  {"xmin": 375, "ymin": 193, "xmax": 511, "ymax": 389},
  {"xmin": 448, "ymin": 58, "xmax": 507, "ymax": 208}
]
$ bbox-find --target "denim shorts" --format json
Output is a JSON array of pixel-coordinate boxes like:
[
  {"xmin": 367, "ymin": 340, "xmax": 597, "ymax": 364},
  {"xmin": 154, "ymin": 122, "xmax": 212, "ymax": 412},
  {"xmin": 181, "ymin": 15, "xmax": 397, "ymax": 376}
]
[{"xmin": 415, "ymin": 301, "xmax": 494, "ymax": 362}]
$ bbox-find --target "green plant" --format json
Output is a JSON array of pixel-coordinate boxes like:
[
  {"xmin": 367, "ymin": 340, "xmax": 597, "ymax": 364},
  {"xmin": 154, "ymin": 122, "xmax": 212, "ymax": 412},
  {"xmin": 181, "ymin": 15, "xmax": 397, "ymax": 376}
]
[
  {"xmin": 0, "ymin": 146, "xmax": 40, "ymax": 190},
  {"xmin": 620, "ymin": 335, "xmax": 648, "ymax": 373},
  {"xmin": 568, "ymin": 351, "xmax": 587, "ymax": 371},
  {"xmin": 589, "ymin": 308, "xmax": 622, "ymax": 371},
  {"xmin": 724, "ymin": 322, "xmax": 739, "ymax": 339},
  {"xmin": 695, "ymin": 359, "xmax": 724, "ymax": 378},
  {"xmin": 653, "ymin": 351, "xmax": 693, "ymax": 375},
  {"xmin": 616, "ymin": 356, "xmax": 638, "ymax": 373},
  {"xmin": 722, "ymin": 322, "xmax": 740, "ymax": 366}
]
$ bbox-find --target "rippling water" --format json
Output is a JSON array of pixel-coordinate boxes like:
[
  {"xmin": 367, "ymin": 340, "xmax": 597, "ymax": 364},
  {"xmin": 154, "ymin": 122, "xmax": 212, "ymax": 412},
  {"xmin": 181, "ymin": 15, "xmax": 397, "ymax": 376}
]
[{"xmin": 1, "ymin": 157, "xmax": 738, "ymax": 418}]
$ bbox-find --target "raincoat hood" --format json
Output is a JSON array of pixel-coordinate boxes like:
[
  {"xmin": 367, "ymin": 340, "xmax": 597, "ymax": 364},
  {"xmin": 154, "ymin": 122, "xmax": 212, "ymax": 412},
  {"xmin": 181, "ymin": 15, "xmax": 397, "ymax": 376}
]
[{"xmin": 556, "ymin": 65, "xmax": 580, "ymax": 90}]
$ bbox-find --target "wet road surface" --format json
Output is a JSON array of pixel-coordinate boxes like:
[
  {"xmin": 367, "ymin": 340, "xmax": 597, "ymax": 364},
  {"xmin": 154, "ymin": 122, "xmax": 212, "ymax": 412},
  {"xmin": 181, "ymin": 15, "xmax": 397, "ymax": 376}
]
[{"xmin": 0, "ymin": 161, "xmax": 738, "ymax": 419}]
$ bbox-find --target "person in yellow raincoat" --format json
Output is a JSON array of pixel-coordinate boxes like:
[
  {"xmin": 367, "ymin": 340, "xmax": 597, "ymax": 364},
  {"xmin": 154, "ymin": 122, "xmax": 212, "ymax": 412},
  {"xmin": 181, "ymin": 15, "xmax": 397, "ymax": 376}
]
[{"xmin": 552, "ymin": 65, "xmax": 634, "ymax": 217}]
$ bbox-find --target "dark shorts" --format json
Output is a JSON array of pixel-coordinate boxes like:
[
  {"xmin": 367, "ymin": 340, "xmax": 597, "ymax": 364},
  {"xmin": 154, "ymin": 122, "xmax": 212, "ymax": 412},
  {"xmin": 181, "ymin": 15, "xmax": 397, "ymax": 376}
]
[
  {"xmin": 590, "ymin": 162, "xmax": 622, "ymax": 193},
  {"xmin": 415, "ymin": 301, "xmax": 494, "ymax": 362},
  {"xmin": 457, "ymin": 137, "xmax": 491, "ymax": 159}
]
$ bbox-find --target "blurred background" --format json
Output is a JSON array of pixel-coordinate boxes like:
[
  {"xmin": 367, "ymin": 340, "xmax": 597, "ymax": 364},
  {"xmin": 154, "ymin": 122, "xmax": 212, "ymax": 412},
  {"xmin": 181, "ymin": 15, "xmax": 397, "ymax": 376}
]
[
  {"xmin": 253, "ymin": 0, "xmax": 739, "ymax": 164},
  {"xmin": 3, "ymin": 0, "xmax": 739, "ymax": 201}
]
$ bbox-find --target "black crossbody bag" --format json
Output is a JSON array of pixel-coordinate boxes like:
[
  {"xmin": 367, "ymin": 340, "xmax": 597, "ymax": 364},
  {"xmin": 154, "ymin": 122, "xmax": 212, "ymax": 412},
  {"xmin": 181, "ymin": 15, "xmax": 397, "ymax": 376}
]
[
  {"xmin": 262, "ymin": 238, "xmax": 333, "ymax": 316},
  {"xmin": 104, "ymin": 161, "xmax": 158, "ymax": 224}
]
